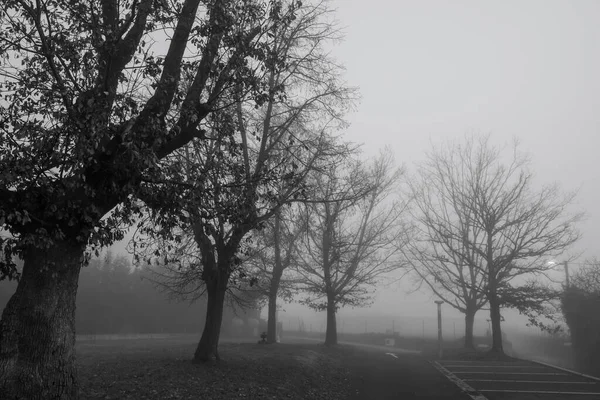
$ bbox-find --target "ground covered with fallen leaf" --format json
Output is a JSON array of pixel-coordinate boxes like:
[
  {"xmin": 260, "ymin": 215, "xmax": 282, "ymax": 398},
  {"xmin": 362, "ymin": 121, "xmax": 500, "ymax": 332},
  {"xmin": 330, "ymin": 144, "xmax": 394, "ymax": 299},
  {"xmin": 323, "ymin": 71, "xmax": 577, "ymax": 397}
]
[{"xmin": 77, "ymin": 336, "xmax": 353, "ymax": 399}]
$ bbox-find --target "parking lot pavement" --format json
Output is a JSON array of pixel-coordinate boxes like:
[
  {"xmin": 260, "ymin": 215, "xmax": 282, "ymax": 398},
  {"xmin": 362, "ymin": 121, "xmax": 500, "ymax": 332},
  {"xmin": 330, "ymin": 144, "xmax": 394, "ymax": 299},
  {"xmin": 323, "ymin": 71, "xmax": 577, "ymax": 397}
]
[{"xmin": 432, "ymin": 359, "xmax": 600, "ymax": 400}]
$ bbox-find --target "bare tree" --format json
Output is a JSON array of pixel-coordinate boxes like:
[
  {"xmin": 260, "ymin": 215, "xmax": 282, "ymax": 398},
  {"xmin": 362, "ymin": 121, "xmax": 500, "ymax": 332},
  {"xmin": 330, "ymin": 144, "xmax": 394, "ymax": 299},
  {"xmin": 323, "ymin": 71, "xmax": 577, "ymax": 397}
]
[
  {"xmin": 134, "ymin": 0, "xmax": 355, "ymax": 361},
  {"xmin": 405, "ymin": 144, "xmax": 489, "ymax": 348},
  {"xmin": 412, "ymin": 135, "xmax": 582, "ymax": 353},
  {"xmin": 569, "ymin": 259, "xmax": 600, "ymax": 293},
  {"xmin": 248, "ymin": 205, "xmax": 306, "ymax": 343},
  {"xmin": 296, "ymin": 150, "xmax": 408, "ymax": 345}
]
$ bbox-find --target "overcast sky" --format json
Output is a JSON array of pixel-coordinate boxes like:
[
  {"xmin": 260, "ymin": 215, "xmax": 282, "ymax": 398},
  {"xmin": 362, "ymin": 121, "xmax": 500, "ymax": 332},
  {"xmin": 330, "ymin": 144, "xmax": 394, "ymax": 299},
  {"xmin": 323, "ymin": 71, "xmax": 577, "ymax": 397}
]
[
  {"xmin": 276, "ymin": 0, "xmax": 600, "ymax": 333},
  {"xmin": 94, "ymin": 0, "xmax": 600, "ymax": 336}
]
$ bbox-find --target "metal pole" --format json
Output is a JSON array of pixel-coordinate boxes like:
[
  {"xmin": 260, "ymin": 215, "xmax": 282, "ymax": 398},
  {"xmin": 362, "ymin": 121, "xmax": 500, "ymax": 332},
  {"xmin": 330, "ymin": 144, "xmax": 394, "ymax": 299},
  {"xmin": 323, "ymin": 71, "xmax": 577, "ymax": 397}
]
[
  {"xmin": 564, "ymin": 261, "xmax": 570, "ymax": 287},
  {"xmin": 453, "ymin": 321, "xmax": 456, "ymax": 340},
  {"xmin": 435, "ymin": 300, "xmax": 444, "ymax": 359}
]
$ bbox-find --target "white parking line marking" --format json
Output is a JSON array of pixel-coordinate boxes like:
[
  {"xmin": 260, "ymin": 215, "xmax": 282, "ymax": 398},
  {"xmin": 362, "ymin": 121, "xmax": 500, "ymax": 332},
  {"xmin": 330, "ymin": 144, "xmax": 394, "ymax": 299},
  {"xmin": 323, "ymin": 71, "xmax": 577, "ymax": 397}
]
[
  {"xmin": 430, "ymin": 361, "xmax": 488, "ymax": 400},
  {"xmin": 440, "ymin": 360, "xmax": 527, "ymax": 364},
  {"xmin": 444, "ymin": 365, "xmax": 541, "ymax": 368},
  {"xmin": 385, "ymin": 352, "xmax": 398, "ymax": 358},
  {"xmin": 529, "ymin": 360, "xmax": 600, "ymax": 382},
  {"xmin": 478, "ymin": 390, "xmax": 600, "ymax": 395},
  {"xmin": 463, "ymin": 379, "xmax": 596, "ymax": 384},
  {"xmin": 437, "ymin": 358, "xmax": 600, "ymax": 397},
  {"xmin": 453, "ymin": 371, "xmax": 568, "ymax": 375}
]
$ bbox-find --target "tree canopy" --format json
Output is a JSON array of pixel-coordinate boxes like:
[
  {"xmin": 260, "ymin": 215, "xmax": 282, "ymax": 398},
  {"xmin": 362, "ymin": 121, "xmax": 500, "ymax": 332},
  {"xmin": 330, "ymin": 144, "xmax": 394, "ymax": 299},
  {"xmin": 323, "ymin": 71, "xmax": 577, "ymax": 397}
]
[
  {"xmin": 296, "ymin": 149, "xmax": 408, "ymax": 345},
  {"xmin": 406, "ymin": 135, "xmax": 581, "ymax": 352},
  {"xmin": 0, "ymin": 0, "xmax": 300, "ymax": 275},
  {"xmin": 1, "ymin": 1, "xmax": 314, "ymax": 397}
]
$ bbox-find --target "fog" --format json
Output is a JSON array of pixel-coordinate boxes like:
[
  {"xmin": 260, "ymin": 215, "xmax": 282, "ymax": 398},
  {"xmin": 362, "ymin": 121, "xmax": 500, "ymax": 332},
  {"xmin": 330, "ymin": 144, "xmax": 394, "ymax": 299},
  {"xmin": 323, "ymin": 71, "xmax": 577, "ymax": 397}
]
[
  {"xmin": 5, "ymin": 1, "xmax": 600, "ymax": 398},
  {"xmin": 0, "ymin": 0, "xmax": 586, "ymax": 362},
  {"xmin": 299, "ymin": 0, "xmax": 599, "ymax": 339},
  {"xmin": 81, "ymin": 0, "xmax": 600, "ymax": 346}
]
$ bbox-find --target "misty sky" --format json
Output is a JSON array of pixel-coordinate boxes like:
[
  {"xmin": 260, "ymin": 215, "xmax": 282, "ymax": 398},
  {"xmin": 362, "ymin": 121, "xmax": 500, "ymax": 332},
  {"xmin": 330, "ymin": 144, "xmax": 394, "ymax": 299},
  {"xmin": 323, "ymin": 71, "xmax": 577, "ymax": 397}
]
[
  {"xmin": 278, "ymin": 0, "xmax": 600, "ymax": 332},
  {"xmin": 103, "ymin": 0, "xmax": 600, "ymax": 336}
]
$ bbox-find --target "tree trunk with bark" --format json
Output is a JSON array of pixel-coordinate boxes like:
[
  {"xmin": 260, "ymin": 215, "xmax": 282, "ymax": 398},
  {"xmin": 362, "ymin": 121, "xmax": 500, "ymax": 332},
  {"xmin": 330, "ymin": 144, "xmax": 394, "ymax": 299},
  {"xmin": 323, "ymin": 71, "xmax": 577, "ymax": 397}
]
[
  {"xmin": 266, "ymin": 272, "xmax": 282, "ymax": 343},
  {"xmin": 324, "ymin": 292, "xmax": 337, "ymax": 346},
  {"xmin": 488, "ymin": 290, "xmax": 504, "ymax": 353},
  {"xmin": 267, "ymin": 211, "xmax": 284, "ymax": 343},
  {"xmin": 0, "ymin": 241, "xmax": 85, "ymax": 400},
  {"xmin": 464, "ymin": 308, "xmax": 476, "ymax": 349},
  {"xmin": 193, "ymin": 273, "xmax": 228, "ymax": 363}
]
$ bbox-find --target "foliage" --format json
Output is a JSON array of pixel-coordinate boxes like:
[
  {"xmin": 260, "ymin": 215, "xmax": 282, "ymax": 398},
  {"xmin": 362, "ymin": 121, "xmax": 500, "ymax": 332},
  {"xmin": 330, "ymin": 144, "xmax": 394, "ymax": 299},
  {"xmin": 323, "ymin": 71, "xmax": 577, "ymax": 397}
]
[
  {"xmin": 0, "ymin": 0, "xmax": 296, "ymax": 277},
  {"xmin": 131, "ymin": 0, "xmax": 354, "ymax": 310},
  {"xmin": 118, "ymin": 0, "xmax": 356, "ymax": 361},
  {"xmin": 497, "ymin": 280, "xmax": 562, "ymax": 333},
  {"xmin": 561, "ymin": 260, "xmax": 600, "ymax": 376}
]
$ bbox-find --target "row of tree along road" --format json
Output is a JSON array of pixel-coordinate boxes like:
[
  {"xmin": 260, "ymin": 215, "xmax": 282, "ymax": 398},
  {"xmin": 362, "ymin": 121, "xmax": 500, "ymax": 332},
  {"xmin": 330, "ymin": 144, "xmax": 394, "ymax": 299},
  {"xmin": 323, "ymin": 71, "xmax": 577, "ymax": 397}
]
[{"xmin": 0, "ymin": 0, "xmax": 584, "ymax": 399}]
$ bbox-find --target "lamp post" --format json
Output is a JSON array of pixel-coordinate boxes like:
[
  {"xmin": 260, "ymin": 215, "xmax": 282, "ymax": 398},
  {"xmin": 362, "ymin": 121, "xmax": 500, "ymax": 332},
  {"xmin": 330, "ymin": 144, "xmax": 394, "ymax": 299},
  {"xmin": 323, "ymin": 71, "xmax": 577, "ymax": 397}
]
[
  {"xmin": 549, "ymin": 260, "xmax": 570, "ymax": 287},
  {"xmin": 434, "ymin": 300, "xmax": 444, "ymax": 359}
]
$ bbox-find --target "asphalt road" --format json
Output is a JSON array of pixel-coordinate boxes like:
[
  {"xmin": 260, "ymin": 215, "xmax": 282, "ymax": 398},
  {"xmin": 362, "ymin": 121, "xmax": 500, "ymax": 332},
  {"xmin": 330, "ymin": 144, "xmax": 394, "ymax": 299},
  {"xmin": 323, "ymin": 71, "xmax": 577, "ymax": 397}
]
[
  {"xmin": 285, "ymin": 337, "xmax": 600, "ymax": 400},
  {"xmin": 286, "ymin": 337, "xmax": 470, "ymax": 399},
  {"xmin": 341, "ymin": 347, "xmax": 471, "ymax": 399}
]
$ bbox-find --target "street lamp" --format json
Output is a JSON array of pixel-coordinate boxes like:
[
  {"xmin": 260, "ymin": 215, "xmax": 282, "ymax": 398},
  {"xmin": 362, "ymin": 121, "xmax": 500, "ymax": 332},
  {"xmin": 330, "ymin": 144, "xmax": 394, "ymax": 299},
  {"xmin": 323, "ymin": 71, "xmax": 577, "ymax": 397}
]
[
  {"xmin": 434, "ymin": 300, "xmax": 444, "ymax": 359},
  {"xmin": 548, "ymin": 260, "xmax": 570, "ymax": 287}
]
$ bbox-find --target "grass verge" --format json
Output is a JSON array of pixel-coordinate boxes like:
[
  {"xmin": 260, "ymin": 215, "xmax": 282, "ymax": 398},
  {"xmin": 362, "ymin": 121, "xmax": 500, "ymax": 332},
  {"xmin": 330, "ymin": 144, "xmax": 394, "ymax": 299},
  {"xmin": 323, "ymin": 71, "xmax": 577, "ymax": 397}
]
[{"xmin": 77, "ymin": 337, "xmax": 352, "ymax": 400}]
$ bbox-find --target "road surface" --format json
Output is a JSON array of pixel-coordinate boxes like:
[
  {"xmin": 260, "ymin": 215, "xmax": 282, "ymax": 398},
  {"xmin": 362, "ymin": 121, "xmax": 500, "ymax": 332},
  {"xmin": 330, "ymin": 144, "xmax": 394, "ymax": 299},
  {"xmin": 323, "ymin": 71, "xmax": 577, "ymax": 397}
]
[
  {"xmin": 343, "ymin": 347, "xmax": 471, "ymax": 399},
  {"xmin": 434, "ymin": 358, "xmax": 600, "ymax": 400},
  {"xmin": 286, "ymin": 337, "xmax": 600, "ymax": 400},
  {"xmin": 286, "ymin": 337, "xmax": 470, "ymax": 399}
]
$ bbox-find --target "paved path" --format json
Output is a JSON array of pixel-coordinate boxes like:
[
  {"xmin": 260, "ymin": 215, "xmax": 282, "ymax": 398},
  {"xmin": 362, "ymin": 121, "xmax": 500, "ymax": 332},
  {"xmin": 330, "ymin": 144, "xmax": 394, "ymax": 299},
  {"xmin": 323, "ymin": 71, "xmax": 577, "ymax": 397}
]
[{"xmin": 434, "ymin": 359, "xmax": 600, "ymax": 400}]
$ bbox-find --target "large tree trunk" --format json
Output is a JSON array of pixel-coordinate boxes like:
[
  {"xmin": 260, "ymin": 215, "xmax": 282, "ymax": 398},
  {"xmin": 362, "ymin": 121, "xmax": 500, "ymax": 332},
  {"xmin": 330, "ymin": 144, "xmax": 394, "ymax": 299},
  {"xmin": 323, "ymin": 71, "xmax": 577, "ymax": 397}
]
[
  {"xmin": 488, "ymin": 291, "xmax": 504, "ymax": 353},
  {"xmin": 266, "ymin": 272, "xmax": 282, "ymax": 343},
  {"xmin": 266, "ymin": 291, "xmax": 278, "ymax": 343},
  {"xmin": 464, "ymin": 308, "xmax": 476, "ymax": 349},
  {"xmin": 267, "ymin": 211, "xmax": 284, "ymax": 344},
  {"xmin": 0, "ymin": 241, "xmax": 84, "ymax": 400},
  {"xmin": 324, "ymin": 292, "xmax": 337, "ymax": 346},
  {"xmin": 193, "ymin": 274, "xmax": 227, "ymax": 363}
]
